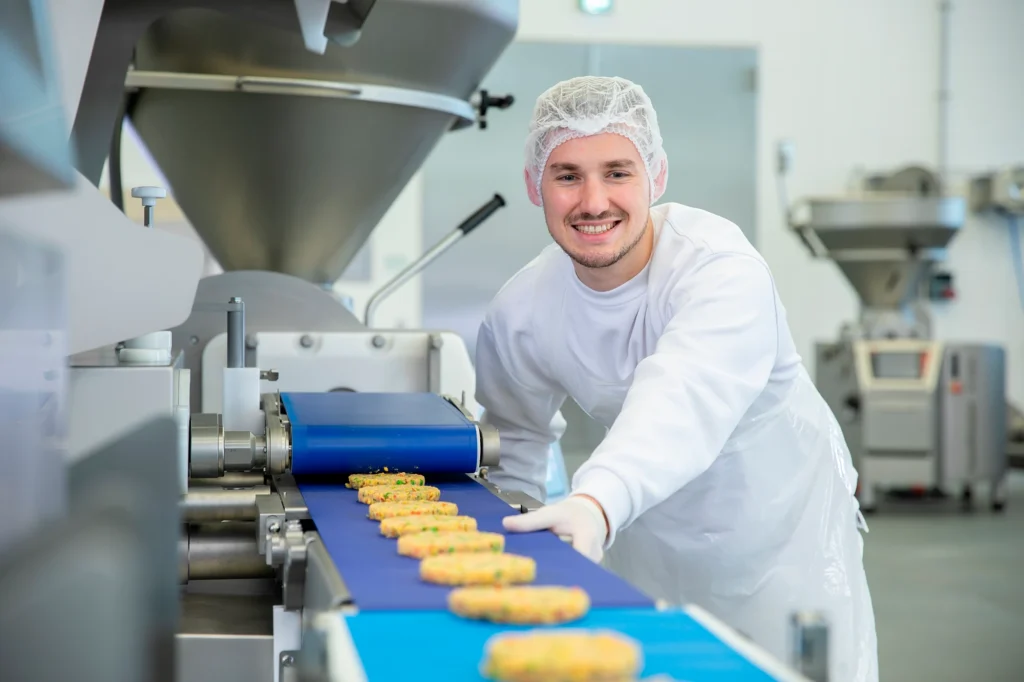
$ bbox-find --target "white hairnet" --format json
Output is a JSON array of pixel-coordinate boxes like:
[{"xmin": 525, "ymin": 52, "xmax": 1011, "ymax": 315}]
[{"xmin": 524, "ymin": 76, "xmax": 668, "ymax": 204}]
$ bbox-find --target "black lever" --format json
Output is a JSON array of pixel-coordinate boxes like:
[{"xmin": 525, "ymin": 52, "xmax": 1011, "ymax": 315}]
[{"xmin": 478, "ymin": 90, "xmax": 515, "ymax": 129}]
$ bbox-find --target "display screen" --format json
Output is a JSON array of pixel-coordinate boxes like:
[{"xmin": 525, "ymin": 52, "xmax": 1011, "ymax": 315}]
[{"xmin": 871, "ymin": 351, "xmax": 925, "ymax": 379}]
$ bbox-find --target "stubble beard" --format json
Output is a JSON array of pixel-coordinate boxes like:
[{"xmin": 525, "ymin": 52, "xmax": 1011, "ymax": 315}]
[{"xmin": 560, "ymin": 215, "xmax": 648, "ymax": 270}]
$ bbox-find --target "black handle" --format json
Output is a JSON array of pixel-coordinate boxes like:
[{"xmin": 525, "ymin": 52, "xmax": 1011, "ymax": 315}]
[
  {"xmin": 478, "ymin": 90, "xmax": 515, "ymax": 129},
  {"xmin": 458, "ymin": 194, "xmax": 506, "ymax": 235}
]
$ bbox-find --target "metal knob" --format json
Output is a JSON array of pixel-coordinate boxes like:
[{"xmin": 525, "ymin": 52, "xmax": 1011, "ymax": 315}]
[{"xmin": 131, "ymin": 185, "xmax": 167, "ymax": 227}]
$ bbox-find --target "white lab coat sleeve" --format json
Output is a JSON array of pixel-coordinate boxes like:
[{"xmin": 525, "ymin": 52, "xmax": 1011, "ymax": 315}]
[
  {"xmin": 475, "ymin": 318, "xmax": 567, "ymax": 502},
  {"xmin": 571, "ymin": 252, "xmax": 780, "ymax": 545}
]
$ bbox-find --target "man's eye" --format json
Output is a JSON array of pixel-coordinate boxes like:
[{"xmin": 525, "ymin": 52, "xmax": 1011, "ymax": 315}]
[
  {"xmin": 557, "ymin": 174, "xmax": 577, "ymax": 182},
  {"xmin": 609, "ymin": 171, "xmax": 630, "ymax": 179}
]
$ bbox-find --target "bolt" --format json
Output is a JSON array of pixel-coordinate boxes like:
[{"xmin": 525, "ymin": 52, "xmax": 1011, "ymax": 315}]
[
  {"xmin": 281, "ymin": 654, "xmax": 294, "ymax": 667},
  {"xmin": 230, "ymin": 296, "xmax": 241, "ymax": 304},
  {"xmin": 268, "ymin": 519, "xmax": 281, "ymax": 534},
  {"xmin": 300, "ymin": 334, "xmax": 314, "ymax": 348},
  {"xmin": 189, "ymin": 335, "xmax": 200, "ymax": 346},
  {"xmin": 430, "ymin": 334, "xmax": 444, "ymax": 349},
  {"xmin": 372, "ymin": 335, "xmax": 386, "ymax": 348},
  {"xmin": 245, "ymin": 334, "xmax": 258, "ymax": 350}
]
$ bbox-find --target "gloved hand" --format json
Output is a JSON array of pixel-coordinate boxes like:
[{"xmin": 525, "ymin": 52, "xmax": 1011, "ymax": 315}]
[{"xmin": 502, "ymin": 494, "xmax": 609, "ymax": 563}]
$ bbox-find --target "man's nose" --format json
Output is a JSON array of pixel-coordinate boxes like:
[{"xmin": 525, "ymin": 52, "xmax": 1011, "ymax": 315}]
[{"xmin": 579, "ymin": 178, "xmax": 611, "ymax": 216}]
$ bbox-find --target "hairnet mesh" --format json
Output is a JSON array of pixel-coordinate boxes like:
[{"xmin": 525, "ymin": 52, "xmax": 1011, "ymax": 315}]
[{"xmin": 525, "ymin": 76, "xmax": 668, "ymax": 204}]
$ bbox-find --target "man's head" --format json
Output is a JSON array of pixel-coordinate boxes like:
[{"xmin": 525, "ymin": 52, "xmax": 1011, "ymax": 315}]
[{"xmin": 524, "ymin": 77, "xmax": 668, "ymax": 287}]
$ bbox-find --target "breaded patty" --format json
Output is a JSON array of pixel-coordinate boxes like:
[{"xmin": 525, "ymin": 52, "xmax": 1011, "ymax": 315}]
[
  {"xmin": 448, "ymin": 585, "xmax": 590, "ymax": 625},
  {"xmin": 379, "ymin": 514, "xmax": 477, "ymax": 538},
  {"xmin": 367, "ymin": 500, "xmax": 458, "ymax": 521},
  {"xmin": 357, "ymin": 484, "xmax": 440, "ymax": 504},
  {"xmin": 346, "ymin": 472, "xmax": 425, "ymax": 489},
  {"xmin": 397, "ymin": 530, "xmax": 504, "ymax": 558},
  {"xmin": 480, "ymin": 629, "xmax": 643, "ymax": 682},
  {"xmin": 420, "ymin": 553, "xmax": 536, "ymax": 586}
]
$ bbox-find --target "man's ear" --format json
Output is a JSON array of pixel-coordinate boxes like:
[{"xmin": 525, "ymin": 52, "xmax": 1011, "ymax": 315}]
[
  {"xmin": 525, "ymin": 168, "xmax": 542, "ymax": 207},
  {"xmin": 652, "ymin": 158, "xmax": 669, "ymax": 201}
]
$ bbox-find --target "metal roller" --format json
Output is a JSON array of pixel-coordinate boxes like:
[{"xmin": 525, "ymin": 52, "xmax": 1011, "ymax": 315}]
[
  {"xmin": 180, "ymin": 523, "xmax": 275, "ymax": 583},
  {"xmin": 181, "ymin": 487, "xmax": 269, "ymax": 523}
]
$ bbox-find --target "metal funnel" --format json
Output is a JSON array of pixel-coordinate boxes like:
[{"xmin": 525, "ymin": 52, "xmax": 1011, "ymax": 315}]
[
  {"xmin": 127, "ymin": 2, "xmax": 517, "ymax": 284},
  {"xmin": 795, "ymin": 193, "xmax": 964, "ymax": 308}
]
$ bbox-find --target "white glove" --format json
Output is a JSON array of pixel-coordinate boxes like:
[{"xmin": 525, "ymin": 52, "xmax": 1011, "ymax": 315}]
[{"xmin": 502, "ymin": 495, "xmax": 609, "ymax": 563}]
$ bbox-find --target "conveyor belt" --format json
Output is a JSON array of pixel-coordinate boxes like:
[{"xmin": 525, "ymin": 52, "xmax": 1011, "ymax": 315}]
[
  {"xmin": 282, "ymin": 392, "xmax": 480, "ymax": 475},
  {"xmin": 299, "ymin": 479, "xmax": 654, "ymax": 611},
  {"xmin": 339, "ymin": 607, "xmax": 802, "ymax": 681},
  {"xmin": 291, "ymin": 392, "xmax": 803, "ymax": 681}
]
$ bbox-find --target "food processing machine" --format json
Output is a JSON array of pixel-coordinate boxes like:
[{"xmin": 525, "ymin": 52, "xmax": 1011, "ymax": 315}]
[
  {"xmin": 1, "ymin": 2, "xmax": 824, "ymax": 681},
  {"xmin": 787, "ymin": 166, "xmax": 1008, "ymax": 513}
]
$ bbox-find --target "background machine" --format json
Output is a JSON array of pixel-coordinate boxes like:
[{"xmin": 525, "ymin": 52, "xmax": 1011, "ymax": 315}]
[
  {"xmin": 1, "ymin": 2, "xmax": 822, "ymax": 681},
  {"xmin": 788, "ymin": 166, "xmax": 1008, "ymax": 512}
]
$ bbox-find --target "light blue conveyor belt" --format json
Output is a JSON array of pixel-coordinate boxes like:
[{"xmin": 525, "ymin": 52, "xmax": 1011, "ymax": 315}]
[{"xmin": 340, "ymin": 608, "xmax": 790, "ymax": 681}]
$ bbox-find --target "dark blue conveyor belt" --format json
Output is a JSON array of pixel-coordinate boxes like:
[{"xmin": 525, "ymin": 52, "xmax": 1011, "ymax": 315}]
[{"xmin": 299, "ymin": 479, "xmax": 654, "ymax": 611}]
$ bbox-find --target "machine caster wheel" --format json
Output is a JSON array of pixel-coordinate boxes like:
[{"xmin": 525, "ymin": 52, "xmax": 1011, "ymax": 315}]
[
  {"xmin": 960, "ymin": 484, "xmax": 976, "ymax": 512},
  {"xmin": 991, "ymin": 478, "xmax": 1007, "ymax": 514}
]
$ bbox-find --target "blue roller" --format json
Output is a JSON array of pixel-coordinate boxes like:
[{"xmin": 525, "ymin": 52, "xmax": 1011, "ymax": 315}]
[{"xmin": 281, "ymin": 392, "xmax": 480, "ymax": 476}]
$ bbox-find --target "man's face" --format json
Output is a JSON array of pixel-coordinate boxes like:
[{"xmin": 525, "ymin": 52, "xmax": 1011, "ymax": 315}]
[{"xmin": 533, "ymin": 133, "xmax": 652, "ymax": 271}]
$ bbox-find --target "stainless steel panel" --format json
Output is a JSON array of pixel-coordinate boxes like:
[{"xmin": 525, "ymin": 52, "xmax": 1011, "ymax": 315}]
[
  {"xmin": 67, "ymin": 417, "xmax": 182, "ymax": 682},
  {"xmin": 71, "ymin": 0, "xmax": 377, "ymax": 182},
  {"xmin": 0, "ymin": 230, "xmax": 67, "ymax": 553},
  {"xmin": 273, "ymin": 474, "xmax": 310, "ymax": 521},
  {"xmin": 303, "ymin": 535, "xmax": 352, "ymax": 618},
  {"xmin": 804, "ymin": 196, "xmax": 963, "ymax": 249},
  {"xmin": 168, "ymin": 271, "xmax": 362, "ymax": 409},
  {"xmin": 177, "ymin": 592, "xmax": 276, "ymax": 682},
  {"xmin": 0, "ymin": 0, "xmax": 76, "ymax": 197},
  {"xmin": 938, "ymin": 344, "xmax": 1007, "ymax": 488},
  {"xmin": 125, "ymin": 1, "xmax": 517, "ymax": 283},
  {"xmin": 798, "ymin": 195, "xmax": 964, "ymax": 309},
  {"xmin": 832, "ymin": 256, "xmax": 933, "ymax": 309}
]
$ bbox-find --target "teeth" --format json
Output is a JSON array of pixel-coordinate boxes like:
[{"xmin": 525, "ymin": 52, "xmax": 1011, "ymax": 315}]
[{"xmin": 575, "ymin": 222, "xmax": 617, "ymax": 235}]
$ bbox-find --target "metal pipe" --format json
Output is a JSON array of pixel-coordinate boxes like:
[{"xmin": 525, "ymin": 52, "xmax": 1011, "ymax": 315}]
[
  {"xmin": 364, "ymin": 193, "xmax": 505, "ymax": 326},
  {"xmin": 188, "ymin": 472, "xmax": 266, "ymax": 489},
  {"xmin": 227, "ymin": 297, "xmax": 245, "ymax": 368},
  {"xmin": 937, "ymin": 0, "xmax": 952, "ymax": 182},
  {"xmin": 182, "ymin": 522, "xmax": 274, "ymax": 582},
  {"xmin": 181, "ymin": 487, "xmax": 268, "ymax": 522}
]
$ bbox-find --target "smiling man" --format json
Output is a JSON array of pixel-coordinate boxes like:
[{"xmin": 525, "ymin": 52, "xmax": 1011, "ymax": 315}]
[{"xmin": 473, "ymin": 76, "xmax": 879, "ymax": 681}]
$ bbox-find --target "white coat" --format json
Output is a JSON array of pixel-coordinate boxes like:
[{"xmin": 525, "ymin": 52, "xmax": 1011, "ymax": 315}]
[{"xmin": 474, "ymin": 202, "xmax": 879, "ymax": 682}]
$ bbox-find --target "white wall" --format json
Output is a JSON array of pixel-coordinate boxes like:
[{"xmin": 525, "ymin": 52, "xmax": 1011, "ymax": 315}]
[{"xmin": 511, "ymin": 0, "xmax": 1024, "ymax": 403}]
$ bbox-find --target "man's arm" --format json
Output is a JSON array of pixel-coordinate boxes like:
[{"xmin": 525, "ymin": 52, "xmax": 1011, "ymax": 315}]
[
  {"xmin": 571, "ymin": 252, "xmax": 780, "ymax": 546},
  {"xmin": 475, "ymin": 318, "xmax": 567, "ymax": 501}
]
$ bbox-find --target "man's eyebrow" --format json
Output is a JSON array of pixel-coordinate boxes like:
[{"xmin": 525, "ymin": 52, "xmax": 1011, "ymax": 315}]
[
  {"xmin": 605, "ymin": 159, "xmax": 637, "ymax": 169},
  {"xmin": 549, "ymin": 162, "xmax": 580, "ymax": 172}
]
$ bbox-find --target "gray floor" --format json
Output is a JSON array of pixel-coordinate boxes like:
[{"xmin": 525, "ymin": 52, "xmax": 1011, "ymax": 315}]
[
  {"xmin": 862, "ymin": 471, "xmax": 1024, "ymax": 682},
  {"xmin": 563, "ymin": 445, "xmax": 1024, "ymax": 681}
]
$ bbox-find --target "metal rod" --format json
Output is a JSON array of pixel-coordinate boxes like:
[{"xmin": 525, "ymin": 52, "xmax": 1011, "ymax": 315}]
[
  {"xmin": 181, "ymin": 487, "xmax": 268, "ymax": 522},
  {"xmin": 183, "ymin": 522, "xmax": 274, "ymax": 581},
  {"xmin": 188, "ymin": 472, "xmax": 266, "ymax": 489},
  {"xmin": 227, "ymin": 297, "xmax": 244, "ymax": 368},
  {"xmin": 937, "ymin": 0, "xmax": 952, "ymax": 182},
  {"xmin": 364, "ymin": 194, "xmax": 505, "ymax": 326}
]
